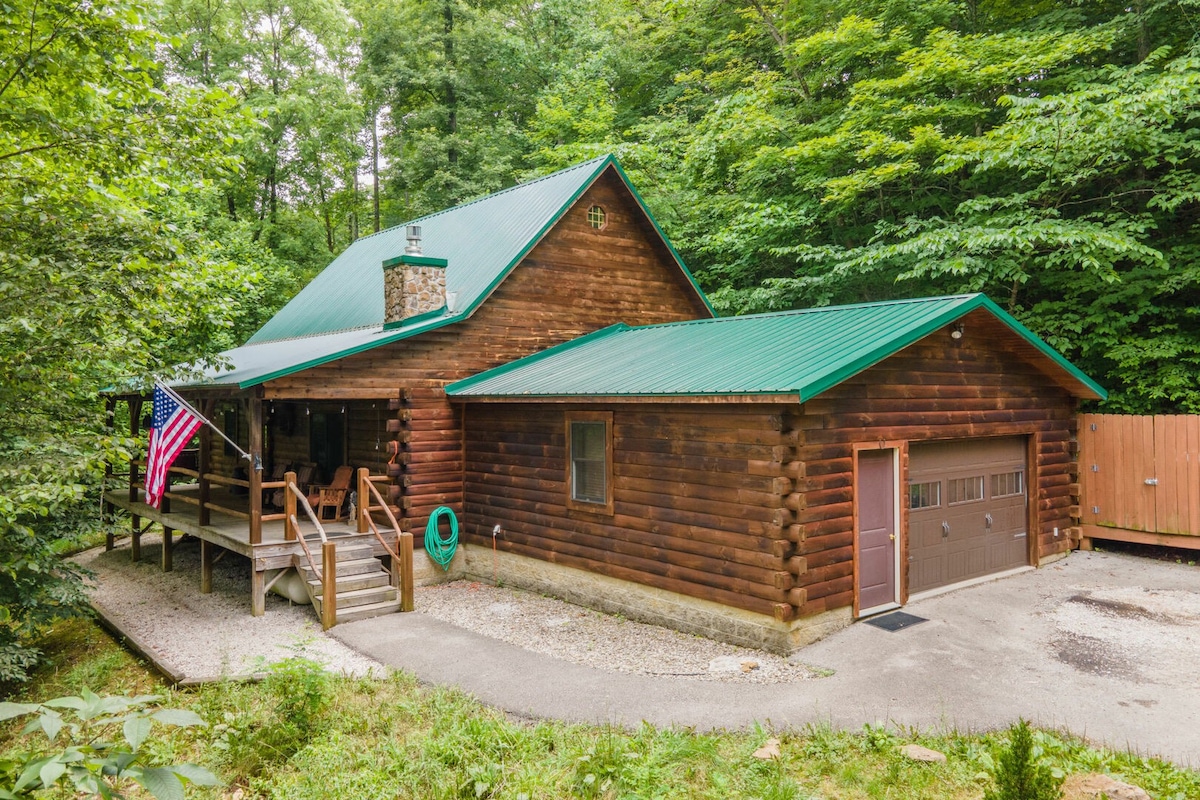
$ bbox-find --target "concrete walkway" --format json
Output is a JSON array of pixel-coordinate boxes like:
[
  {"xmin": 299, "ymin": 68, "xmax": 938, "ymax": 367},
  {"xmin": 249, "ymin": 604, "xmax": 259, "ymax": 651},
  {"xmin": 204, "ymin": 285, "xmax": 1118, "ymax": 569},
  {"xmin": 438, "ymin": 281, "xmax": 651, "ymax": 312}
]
[{"xmin": 333, "ymin": 551, "xmax": 1200, "ymax": 766}]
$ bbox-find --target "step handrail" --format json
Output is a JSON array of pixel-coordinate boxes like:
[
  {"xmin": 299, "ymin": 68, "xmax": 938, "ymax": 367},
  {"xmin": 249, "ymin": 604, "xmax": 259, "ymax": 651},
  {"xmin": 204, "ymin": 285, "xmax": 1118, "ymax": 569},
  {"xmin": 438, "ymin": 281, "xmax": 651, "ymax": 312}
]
[
  {"xmin": 287, "ymin": 482, "xmax": 328, "ymax": 545},
  {"xmin": 286, "ymin": 480, "xmax": 337, "ymax": 628},
  {"xmin": 360, "ymin": 475, "xmax": 414, "ymax": 612}
]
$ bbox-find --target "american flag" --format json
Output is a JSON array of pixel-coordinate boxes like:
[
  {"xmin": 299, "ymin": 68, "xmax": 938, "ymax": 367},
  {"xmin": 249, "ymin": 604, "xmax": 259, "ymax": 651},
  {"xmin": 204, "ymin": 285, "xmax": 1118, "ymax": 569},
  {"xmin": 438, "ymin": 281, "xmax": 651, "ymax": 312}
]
[{"xmin": 144, "ymin": 384, "xmax": 203, "ymax": 509}]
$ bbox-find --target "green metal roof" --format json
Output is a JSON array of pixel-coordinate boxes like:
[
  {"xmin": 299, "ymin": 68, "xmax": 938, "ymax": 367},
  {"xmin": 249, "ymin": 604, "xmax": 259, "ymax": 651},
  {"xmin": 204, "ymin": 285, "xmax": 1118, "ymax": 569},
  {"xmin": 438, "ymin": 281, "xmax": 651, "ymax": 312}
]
[
  {"xmin": 446, "ymin": 294, "xmax": 1107, "ymax": 401},
  {"xmin": 183, "ymin": 155, "xmax": 713, "ymax": 389},
  {"xmin": 249, "ymin": 154, "xmax": 711, "ymax": 344}
]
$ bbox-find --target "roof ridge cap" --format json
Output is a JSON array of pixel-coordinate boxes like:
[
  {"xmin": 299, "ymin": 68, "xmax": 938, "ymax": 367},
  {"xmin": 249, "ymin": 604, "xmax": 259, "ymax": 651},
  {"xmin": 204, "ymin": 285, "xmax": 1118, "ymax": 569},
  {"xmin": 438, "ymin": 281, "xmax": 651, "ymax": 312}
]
[
  {"xmin": 353, "ymin": 155, "xmax": 614, "ymax": 243},
  {"xmin": 624, "ymin": 294, "xmax": 981, "ymax": 332},
  {"xmin": 243, "ymin": 324, "xmax": 383, "ymax": 347}
]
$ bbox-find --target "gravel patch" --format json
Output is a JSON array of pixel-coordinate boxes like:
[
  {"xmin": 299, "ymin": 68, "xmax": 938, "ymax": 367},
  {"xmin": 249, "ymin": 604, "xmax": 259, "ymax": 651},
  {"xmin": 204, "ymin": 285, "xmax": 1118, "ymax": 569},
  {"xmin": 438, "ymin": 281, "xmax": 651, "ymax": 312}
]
[
  {"xmin": 72, "ymin": 534, "xmax": 387, "ymax": 681},
  {"xmin": 75, "ymin": 535, "xmax": 817, "ymax": 685},
  {"xmin": 415, "ymin": 580, "xmax": 820, "ymax": 684},
  {"xmin": 1049, "ymin": 584, "xmax": 1200, "ymax": 685}
]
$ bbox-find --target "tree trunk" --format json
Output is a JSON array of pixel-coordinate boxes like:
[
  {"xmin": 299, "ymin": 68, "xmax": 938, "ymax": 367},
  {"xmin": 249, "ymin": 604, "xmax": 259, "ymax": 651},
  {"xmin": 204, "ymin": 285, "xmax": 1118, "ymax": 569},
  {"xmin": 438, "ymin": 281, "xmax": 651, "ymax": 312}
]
[
  {"xmin": 444, "ymin": 0, "xmax": 457, "ymax": 167},
  {"xmin": 372, "ymin": 110, "xmax": 381, "ymax": 233}
]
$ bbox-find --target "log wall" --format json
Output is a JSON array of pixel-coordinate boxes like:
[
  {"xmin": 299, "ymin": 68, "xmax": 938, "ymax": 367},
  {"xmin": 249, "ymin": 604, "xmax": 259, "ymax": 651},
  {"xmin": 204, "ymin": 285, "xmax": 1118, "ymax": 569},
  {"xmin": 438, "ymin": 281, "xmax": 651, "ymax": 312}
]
[
  {"xmin": 260, "ymin": 169, "xmax": 710, "ymax": 535},
  {"xmin": 461, "ymin": 403, "xmax": 796, "ymax": 620}
]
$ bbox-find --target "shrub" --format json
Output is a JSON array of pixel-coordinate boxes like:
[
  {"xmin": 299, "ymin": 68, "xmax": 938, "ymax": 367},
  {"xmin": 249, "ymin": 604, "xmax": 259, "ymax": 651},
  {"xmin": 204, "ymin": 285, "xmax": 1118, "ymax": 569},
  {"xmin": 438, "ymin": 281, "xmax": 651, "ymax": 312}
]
[{"xmin": 985, "ymin": 719, "xmax": 1063, "ymax": 800}]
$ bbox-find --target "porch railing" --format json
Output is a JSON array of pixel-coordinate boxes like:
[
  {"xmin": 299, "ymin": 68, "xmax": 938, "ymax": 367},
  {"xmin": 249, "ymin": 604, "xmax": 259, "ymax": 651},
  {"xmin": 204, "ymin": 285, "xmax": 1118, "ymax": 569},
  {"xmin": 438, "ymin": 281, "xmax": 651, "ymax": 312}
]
[{"xmin": 120, "ymin": 460, "xmax": 395, "ymax": 552}]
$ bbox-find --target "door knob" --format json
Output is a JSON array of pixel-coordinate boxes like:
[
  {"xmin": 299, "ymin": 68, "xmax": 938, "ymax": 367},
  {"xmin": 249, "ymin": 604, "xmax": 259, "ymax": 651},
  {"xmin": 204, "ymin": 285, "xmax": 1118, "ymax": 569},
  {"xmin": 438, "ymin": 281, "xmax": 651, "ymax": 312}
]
[{"xmin": 889, "ymin": 534, "xmax": 896, "ymax": 541}]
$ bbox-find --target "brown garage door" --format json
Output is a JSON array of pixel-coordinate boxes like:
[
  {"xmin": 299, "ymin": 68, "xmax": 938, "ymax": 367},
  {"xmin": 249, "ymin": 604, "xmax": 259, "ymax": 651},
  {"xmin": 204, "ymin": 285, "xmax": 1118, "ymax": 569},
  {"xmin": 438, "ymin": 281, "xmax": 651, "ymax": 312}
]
[{"xmin": 908, "ymin": 437, "xmax": 1028, "ymax": 594}]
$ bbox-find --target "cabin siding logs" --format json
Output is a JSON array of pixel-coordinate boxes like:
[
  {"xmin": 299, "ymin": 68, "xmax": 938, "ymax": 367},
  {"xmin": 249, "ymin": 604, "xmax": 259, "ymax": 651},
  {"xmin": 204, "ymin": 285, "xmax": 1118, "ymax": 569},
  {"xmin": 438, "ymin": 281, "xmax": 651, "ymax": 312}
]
[
  {"xmin": 462, "ymin": 403, "xmax": 796, "ymax": 620},
  {"xmin": 259, "ymin": 170, "xmax": 710, "ymax": 536}
]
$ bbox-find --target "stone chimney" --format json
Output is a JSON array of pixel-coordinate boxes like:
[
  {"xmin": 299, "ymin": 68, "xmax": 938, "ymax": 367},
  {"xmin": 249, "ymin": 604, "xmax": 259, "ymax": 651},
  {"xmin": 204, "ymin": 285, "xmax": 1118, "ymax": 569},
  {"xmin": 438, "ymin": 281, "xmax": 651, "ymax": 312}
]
[{"xmin": 383, "ymin": 225, "xmax": 449, "ymax": 326}]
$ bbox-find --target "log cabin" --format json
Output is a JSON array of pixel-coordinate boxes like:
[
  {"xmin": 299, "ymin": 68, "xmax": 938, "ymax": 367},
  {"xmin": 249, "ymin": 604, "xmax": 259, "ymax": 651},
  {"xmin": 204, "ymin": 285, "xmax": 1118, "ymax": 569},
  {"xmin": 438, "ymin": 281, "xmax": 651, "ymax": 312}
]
[
  {"xmin": 101, "ymin": 155, "xmax": 713, "ymax": 625},
  {"xmin": 103, "ymin": 155, "xmax": 1104, "ymax": 650}
]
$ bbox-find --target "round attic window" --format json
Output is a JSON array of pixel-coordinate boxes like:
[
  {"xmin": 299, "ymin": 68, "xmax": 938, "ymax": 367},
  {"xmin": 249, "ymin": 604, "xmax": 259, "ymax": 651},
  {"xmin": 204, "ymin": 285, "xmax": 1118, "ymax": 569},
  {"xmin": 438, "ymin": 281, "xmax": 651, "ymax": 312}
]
[{"xmin": 586, "ymin": 205, "xmax": 607, "ymax": 229}]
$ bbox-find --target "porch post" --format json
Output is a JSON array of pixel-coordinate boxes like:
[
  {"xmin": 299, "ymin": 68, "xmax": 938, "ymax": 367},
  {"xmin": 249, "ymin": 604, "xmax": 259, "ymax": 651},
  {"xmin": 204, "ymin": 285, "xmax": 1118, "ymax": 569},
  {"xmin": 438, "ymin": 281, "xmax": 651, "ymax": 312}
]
[
  {"xmin": 198, "ymin": 401, "xmax": 212, "ymax": 527},
  {"xmin": 200, "ymin": 539, "xmax": 213, "ymax": 594},
  {"xmin": 161, "ymin": 528, "xmax": 173, "ymax": 572},
  {"xmin": 248, "ymin": 391, "xmax": 263, "ymax": 545},
  {"xmin": 357, "ymin": 467, "xmax": 369, "ymax": 533},
  {"xmin": 251, "ymin": 564, "xmax": 265, "ymax": 617},
  {"xmin": 104, "ymin": 396, "xmax": 116, "ymax": 551},
  {"xmin": 283, "ymin": 471, "xmax": 297, "ymax": 541}
]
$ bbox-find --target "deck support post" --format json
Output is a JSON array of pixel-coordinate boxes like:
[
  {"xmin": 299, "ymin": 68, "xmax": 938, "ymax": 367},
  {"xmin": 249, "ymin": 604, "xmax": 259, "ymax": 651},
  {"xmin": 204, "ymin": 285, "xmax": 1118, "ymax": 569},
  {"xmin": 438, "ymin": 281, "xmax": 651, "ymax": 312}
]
[
  {"xmin": 131, "ymin": 528, "xmax": 142, "ymax": 563},
  {"xmin": 248, "ymin": 392, "xmax": 263, "ymax": 545},
  {"xmin": 161, "ymin": 527, "xmax": 173, "ymax": 572},
  {"xmin": 357, "ymin": 468, "xmax": 369, "ymax": 533},
  {"xmin": 198, "ymin": 400, "xmax": 212, "ymax": 527},
  {"xmin": 251, "ymin": 563, "xmax": 265, "ymax": 617},
  {"xmin": 200, "ymin": 539, "xmax": 213, "ymax": 594}
]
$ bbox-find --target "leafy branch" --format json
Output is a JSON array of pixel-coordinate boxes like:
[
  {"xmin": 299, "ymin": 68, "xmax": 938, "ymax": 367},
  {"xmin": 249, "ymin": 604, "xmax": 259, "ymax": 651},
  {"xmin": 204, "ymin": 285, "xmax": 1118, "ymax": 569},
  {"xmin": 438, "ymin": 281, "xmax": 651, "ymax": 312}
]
[{"xmin": 0, "ymin": 689, "xmax": 219, "ymax": 800}]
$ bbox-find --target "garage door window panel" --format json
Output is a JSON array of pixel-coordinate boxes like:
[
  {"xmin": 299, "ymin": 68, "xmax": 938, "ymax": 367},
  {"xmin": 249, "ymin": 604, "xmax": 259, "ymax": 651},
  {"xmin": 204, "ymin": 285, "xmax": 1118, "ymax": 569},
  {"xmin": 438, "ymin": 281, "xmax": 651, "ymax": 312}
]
[
  {"xmin": 991, "ymin": 471, "xmax": 1024, "ymax": 498},
  {"xmin": 909, "ymin": 481, "xmax": 941, "ymax": 510},
  {"xmin": 948, "ymin": 476, "xmax": 984, "ymax": 505}
]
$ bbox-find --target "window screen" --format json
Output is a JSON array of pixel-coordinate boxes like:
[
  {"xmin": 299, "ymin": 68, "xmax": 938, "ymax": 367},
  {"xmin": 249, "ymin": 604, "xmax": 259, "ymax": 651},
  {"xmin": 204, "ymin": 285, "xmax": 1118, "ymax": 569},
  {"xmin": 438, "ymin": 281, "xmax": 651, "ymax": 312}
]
[{"xmin": 570, "ymin": 421, "xmax": 607, "ymax": 503}]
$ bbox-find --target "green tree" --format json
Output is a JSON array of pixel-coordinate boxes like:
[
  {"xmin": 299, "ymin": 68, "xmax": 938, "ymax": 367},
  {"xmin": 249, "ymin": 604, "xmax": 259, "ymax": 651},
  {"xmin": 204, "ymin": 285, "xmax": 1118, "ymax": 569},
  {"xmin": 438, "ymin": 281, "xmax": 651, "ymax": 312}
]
[
  {"xmin": 0, "ymin": 0, "xmax": 251, "ymax": 680},
  {"xmin": 161, "ymin": 0, "xmax": 368, "ymax": 276},
  {"xmin": 629, "ymin": 0, "xmax": 1200, "ymax": 412}
]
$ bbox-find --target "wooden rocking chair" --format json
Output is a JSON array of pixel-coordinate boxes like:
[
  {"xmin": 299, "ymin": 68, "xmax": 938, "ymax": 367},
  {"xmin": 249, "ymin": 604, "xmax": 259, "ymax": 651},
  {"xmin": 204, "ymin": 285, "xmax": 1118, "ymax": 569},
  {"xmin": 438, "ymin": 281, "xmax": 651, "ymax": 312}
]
[{"xmin": 309, "ymin": 465, "xmax": 354, "ymax": 522}]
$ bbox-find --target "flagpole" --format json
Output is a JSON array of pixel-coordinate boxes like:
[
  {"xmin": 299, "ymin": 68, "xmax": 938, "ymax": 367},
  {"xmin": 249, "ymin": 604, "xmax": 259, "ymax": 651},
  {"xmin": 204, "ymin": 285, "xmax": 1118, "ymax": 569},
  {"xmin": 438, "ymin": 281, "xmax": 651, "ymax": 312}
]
[{"xmin": 155, "ymin": 381, "xmax": 254, "ymax": 463}]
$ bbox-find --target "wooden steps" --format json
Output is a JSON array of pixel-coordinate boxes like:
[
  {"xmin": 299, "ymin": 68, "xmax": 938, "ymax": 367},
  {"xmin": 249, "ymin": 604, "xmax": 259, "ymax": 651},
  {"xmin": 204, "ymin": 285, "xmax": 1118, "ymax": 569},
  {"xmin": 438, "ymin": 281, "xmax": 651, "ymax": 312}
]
[{"xmin": 294, "ymin": 536, "xmax": 402, "ymax": 625}]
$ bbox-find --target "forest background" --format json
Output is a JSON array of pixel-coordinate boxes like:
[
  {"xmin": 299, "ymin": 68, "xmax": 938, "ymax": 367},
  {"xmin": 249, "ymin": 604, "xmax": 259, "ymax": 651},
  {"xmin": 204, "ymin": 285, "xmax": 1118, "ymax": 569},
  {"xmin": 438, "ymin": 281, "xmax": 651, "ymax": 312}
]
[{"xmin": 1, "ymin": 0, "xmax": 1198, "ymax": 678}]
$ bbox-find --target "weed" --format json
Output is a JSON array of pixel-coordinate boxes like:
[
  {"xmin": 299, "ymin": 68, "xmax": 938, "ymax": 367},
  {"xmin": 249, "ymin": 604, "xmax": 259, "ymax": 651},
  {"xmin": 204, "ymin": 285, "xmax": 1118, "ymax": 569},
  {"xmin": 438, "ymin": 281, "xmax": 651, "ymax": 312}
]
[
  {"xmin": 202, "ymin": 656, "xmax": 331, "ymax": 778},
  {"xmin": 862, "ymin": 723, "xmax": 896, "ymax": 753}
]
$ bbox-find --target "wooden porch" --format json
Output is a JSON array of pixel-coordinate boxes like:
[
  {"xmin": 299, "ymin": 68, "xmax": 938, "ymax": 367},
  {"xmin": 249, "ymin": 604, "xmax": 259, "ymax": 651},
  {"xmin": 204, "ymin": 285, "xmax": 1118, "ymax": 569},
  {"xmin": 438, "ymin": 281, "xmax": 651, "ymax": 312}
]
[{"xmin": 102, "ymin": 467, "xmax": 413, "ymax": 626}]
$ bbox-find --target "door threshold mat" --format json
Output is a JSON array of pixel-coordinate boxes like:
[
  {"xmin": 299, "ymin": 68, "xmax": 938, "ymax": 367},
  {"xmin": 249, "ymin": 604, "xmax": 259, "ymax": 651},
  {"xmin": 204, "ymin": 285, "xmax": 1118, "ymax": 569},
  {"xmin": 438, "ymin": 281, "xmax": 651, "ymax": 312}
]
[{"xmin": 863, "ymin": 611, "xmax": 928, "ymax": 632}]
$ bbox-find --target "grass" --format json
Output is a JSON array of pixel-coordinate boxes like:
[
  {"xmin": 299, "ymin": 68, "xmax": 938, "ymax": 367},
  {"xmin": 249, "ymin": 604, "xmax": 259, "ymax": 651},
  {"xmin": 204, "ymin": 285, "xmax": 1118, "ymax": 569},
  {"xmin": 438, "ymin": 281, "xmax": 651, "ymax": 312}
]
[{"xmin": 3, "ymin": 618, "xmax": 1199, "ymax": 799}]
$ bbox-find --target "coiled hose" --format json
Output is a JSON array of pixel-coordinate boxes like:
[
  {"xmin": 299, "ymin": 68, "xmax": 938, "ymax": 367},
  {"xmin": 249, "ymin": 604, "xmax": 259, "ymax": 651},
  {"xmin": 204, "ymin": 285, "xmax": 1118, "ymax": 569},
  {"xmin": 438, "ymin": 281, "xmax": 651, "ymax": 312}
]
[{"xmin": 425, "ymin": 506, "xmax": 459, "ymax": 570}]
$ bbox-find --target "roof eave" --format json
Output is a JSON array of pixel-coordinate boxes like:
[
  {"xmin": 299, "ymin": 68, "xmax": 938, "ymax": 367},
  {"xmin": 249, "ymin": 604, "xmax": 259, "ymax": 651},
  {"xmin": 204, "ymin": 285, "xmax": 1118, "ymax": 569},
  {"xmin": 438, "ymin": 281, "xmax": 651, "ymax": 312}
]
[
  {"xmin": 446, "ymin": 392, "xmax": 800, "ymax": 404},
  {"xmin": 799, "ymin": 294, "xmax": 1106, "ymax": 402}
]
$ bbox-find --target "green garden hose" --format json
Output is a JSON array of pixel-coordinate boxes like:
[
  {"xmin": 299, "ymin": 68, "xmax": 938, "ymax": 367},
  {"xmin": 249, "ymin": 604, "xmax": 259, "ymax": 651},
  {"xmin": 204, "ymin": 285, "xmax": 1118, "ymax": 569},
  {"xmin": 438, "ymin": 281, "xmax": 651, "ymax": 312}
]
[{"xmin": 425, "ymin": 506, "xmax": 459, "ymax": 570}]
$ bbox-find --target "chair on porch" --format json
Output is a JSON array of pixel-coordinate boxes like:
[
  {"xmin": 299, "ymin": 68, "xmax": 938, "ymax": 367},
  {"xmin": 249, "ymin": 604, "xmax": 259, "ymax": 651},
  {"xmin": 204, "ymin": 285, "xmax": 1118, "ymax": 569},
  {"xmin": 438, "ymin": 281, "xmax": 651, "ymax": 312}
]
[
  {"xmin": 271, "ymin": 463, "xmax": 316, "ymax": 511},
  {"xmin": 308, "ymin": 465, "xmax": 354, "ymax": 522}
]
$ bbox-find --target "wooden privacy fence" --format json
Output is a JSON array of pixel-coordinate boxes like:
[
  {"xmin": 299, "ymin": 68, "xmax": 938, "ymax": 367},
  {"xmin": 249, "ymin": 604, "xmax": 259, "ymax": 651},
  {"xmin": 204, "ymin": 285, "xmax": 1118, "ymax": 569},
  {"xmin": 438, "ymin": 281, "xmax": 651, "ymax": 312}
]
[{"xmin": 1078, "ymin": 414, "xmax": 1200, "ymax": 549}]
